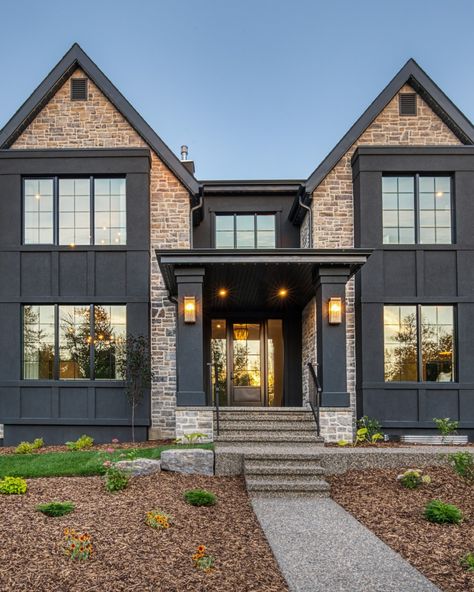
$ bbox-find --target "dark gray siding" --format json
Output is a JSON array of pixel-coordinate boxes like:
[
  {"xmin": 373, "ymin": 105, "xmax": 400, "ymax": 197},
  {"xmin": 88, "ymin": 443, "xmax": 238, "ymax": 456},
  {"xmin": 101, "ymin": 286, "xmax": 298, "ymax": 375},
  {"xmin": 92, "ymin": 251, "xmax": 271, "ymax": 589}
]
[
  {"xmin": 0, "ymin": 149, "xmax": 151, "ymax": 445},
  {"xmin": 353, "ymin": 147, "xmax": 474, "ymax": 437}
]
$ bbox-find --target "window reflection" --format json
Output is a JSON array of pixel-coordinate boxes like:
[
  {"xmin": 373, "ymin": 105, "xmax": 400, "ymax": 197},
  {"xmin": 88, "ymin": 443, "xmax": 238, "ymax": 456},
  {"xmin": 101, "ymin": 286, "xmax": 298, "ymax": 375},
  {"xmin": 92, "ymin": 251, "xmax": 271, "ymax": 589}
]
[
  {"xmin": 95, "ymin": 178, "xmax": 126, "ymax": 245},
  {"xmin": 215, "ymin": 214, "xmax": 276, "ymax": 248},
  {"xmin": 267, "ymin": 319, "xmax": 284, "ymax": 406},
  {"xmin": 59, "ymin": 179, "xmax": 91, "ymax": 245},
  {"xmin": 59, "ymin": 305, "xmax": 91, "ymax": 379},
  {"xmin": 23, "ymin": 305, "xmax": 55, "ymax": 379},
  {"xmin": 421, "ymin": 306, "xmax": 454, "ymax": 381},
  {"xmin": 384, "ymin": 305, "xmax": 418, "ymax": 381},
  {"xmin": 94, "ymin": 305, "xmax": 126, "ymax": 379},
  {"xmin": 211, "ymin": 319, "xmax": 227, "ymax": 405},
  {"xmin": 382, "ymin": 176, "xmax": 415, "ymax": 244},
  {"xmin": 24, "ymin": 179, "xmax": 54, "ymax": 244},
  {"xmin": 233, "ymin": 323, "xmax": 261, "ymax": 386}
]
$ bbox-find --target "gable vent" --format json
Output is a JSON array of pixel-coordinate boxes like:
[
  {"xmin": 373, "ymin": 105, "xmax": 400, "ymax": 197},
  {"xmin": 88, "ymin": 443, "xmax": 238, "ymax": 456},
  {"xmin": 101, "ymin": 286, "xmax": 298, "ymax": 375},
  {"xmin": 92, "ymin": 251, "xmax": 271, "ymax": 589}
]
[
  {"xmin": 399, "ymin": 93, "xmax": 417, "ymax": 116},
  {"xmin": 70, "ymin": 78, "xmax": 88, "ymax": 101}
]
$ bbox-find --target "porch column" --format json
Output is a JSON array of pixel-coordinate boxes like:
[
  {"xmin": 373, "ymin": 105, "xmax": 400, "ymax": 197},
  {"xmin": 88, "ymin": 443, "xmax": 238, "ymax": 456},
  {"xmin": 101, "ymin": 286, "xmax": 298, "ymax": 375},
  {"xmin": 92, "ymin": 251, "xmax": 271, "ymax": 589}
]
[
  {"xmin": 314, "ymin": 265, "xmax": 351, "ymax": 407},
  {"xmin": 175, "ymin": 267, "xmax": 206, "ymax": 405}
]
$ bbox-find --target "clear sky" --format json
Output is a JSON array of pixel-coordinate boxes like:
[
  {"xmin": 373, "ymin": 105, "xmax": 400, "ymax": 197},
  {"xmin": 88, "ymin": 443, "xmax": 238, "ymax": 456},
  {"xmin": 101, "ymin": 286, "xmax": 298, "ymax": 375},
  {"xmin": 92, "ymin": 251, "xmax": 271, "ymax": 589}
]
[{"xmin": 1, "ymin": 0, "xmax": 473, "ymax": 180}]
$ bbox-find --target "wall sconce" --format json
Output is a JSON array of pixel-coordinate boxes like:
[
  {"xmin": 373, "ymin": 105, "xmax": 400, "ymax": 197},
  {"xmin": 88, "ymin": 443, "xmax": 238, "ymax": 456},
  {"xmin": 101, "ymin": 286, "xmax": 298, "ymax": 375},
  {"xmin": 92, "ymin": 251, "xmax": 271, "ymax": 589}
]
[
  {"xmin": 184, "ymin": 296, "xmax": 196, "ymax": 323},
  {"xmin": 328, "ymin": 297, "xmax": 342, "ymax": 324}
]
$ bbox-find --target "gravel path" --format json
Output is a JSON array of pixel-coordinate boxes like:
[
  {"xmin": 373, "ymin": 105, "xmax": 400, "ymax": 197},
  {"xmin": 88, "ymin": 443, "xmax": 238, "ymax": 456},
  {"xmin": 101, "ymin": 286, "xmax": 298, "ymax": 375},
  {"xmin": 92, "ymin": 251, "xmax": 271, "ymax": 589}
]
[{"xmin": 251, "ymin": 497, "xmax": 441, "ymax": 592}]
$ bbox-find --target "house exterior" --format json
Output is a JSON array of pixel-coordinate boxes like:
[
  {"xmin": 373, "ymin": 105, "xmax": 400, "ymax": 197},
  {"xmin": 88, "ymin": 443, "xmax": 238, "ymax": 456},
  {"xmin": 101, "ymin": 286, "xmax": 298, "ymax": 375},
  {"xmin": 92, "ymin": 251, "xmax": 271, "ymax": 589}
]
[{"xmin": 1, "ymin": 44, "xmax": 474, "ymax": 446}]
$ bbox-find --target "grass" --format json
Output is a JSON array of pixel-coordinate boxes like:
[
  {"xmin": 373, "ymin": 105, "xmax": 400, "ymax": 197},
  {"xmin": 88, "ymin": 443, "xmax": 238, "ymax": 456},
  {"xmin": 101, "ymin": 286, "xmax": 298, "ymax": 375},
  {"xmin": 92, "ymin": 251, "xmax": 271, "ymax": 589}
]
[{"xmin": 0, "ymin": 443, "xmax": 213, "ymax": 479}]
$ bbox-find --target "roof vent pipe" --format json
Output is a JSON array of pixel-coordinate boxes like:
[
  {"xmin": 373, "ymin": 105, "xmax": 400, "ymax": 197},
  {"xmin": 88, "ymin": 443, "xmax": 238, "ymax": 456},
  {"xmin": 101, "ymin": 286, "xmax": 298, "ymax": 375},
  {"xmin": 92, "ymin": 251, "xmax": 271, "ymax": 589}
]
[{"xmin": 181, "ymin": 145, "xmax": 189, "ymax": 160}]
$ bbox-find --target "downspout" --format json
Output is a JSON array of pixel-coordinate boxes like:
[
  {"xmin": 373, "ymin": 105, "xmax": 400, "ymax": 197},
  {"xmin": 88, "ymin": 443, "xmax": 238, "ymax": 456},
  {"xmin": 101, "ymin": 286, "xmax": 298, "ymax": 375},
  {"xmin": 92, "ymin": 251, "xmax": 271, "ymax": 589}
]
[
  {"xmin": 189, "ymin": 189, "xmax": 203, "ymax": 249},
  {"xmin": 299, "ymin": 190, "xmax": 313, "ymax": 248}
]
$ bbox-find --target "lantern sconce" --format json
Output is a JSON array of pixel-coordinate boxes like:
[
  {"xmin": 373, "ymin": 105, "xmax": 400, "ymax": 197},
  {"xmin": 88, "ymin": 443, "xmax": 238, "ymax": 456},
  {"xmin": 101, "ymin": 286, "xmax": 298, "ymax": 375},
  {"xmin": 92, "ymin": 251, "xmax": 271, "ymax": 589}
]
[
  {"xmin": 184, "ymin": 296, "xmax": 196, "ymax": 323},
  {"xmin": 328, "ymin": 297, "xmax": 342, "ymax": 325}
]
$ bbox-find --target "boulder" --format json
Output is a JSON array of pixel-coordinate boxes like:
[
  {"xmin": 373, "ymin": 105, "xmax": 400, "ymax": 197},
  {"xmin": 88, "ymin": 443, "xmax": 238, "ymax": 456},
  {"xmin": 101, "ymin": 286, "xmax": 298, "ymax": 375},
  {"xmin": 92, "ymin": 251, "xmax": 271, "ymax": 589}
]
[
  {"xmin": 114, "ymin": 458, "xmax": 161, "ymax": 477},
  {"xmin": 160, "ymin": 448, "xmax": 214, "ymax": 476}
]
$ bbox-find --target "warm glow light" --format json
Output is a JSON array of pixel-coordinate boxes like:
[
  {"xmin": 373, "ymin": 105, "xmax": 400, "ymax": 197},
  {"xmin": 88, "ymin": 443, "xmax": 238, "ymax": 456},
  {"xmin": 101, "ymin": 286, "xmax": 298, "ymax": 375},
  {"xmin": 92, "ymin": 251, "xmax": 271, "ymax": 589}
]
[
  {"xmin": 69, "ymin": 242, "xmax": 75, "ymax": 248},
  {"xmin": 278, "ymin": 288, "xmax": 288, "ymax": 297},
  {"xmin": 218, "ymin": 288, "xmax": 228, "ymax": 297},
  {"xmin": 436, "ymin": 191, "xmax": 444, "ymax": 197},
  {"xmin": 184, "ymin": 296, "xmax": 196, "ymax": 323},
  {"xmin": 328, "ymin": 297, "xmax": 342, "ymax": 324},
  {"xmin": 35, "ymin": 193, "xmax": 41, "ymax": 200}
]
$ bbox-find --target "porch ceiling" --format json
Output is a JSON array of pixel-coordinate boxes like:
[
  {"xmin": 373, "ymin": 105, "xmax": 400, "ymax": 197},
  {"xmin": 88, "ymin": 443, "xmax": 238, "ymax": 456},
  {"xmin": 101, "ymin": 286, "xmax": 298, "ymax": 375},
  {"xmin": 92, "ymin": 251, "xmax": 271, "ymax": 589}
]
[{"xmin": 156, "ymin": 249, "xmax": 371, "ymax": 311}]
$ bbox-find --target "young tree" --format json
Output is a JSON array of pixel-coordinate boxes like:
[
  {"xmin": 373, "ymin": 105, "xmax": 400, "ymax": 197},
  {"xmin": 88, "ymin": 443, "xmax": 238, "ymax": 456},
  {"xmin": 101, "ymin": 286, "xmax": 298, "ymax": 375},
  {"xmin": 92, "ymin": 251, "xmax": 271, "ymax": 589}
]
[{"xmin": 117, "ymin": 335, "xmax": 153, "ymax": 443}]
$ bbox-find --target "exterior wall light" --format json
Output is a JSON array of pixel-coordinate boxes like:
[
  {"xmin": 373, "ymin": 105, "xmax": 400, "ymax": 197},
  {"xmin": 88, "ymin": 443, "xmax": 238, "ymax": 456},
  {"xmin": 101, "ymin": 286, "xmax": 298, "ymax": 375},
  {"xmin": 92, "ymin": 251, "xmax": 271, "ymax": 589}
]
[
  {"xmin": 218, "ymin": 288, "xmax": 228, "ymax": 297},
  {"xmin": 184, "ymin": 296, "xmax": 196, "ymax": 323},
  {"xmin": 278, "ymin": 288, "xmax": 288, "ymax": 297},
  {"xmin": 328, "ymin": 297, "xmax": 342, "ymax": 325}
]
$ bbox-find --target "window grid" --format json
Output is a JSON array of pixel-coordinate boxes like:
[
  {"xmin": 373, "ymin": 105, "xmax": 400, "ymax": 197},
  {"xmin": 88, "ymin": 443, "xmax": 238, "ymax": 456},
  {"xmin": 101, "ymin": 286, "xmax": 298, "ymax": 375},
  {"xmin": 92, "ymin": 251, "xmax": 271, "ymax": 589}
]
[
  {"xmin": 382, "ymin": 175, "xmax": 452, "ymax": 245},
  {"xmin": 23, "ymin": 177, "xmax": 126, "ymax": 246},
  {"xmin": 22, "ymin": 304, "xmax": 126, "ymax": 381},
  {"xmin": 215, "ymin": 213, "xmax": 276, "ymax": 249}
]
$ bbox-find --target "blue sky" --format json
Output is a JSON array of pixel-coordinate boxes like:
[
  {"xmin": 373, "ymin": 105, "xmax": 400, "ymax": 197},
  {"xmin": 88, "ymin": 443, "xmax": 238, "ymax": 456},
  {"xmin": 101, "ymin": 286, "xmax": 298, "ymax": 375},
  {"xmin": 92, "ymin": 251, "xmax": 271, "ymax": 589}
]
[{"xmin": 1, "ymin": 0, "xmax": 473, "ymax": 179}]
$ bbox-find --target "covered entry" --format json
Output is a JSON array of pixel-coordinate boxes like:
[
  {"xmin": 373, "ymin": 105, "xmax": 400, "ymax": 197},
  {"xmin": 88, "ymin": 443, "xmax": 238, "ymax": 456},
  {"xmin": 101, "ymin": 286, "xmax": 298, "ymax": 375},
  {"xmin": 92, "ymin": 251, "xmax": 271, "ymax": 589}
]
[{"xmin": 156, "ymin": 248, "xmax": 370, "ymax": 408}]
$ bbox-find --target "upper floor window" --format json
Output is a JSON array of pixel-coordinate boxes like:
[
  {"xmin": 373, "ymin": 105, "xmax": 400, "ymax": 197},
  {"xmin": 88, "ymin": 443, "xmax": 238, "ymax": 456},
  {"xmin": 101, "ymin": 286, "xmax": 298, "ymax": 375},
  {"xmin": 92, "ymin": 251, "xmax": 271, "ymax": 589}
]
[
  {"xmin": 23, "ymin": 177, "xmax": 126, "ymax": 246},
  {"xmin": 384, "ymin": 304, "xmax": 455, "ymax": 382},
  {"xmin": 23, "ymin": 304, "xmax": 126, "ymax": 380},
  {"xmin": 215, "ymin": 213, "xmax": 276, "ymax": 248},
  {"xmin": 382, "ymin": 175, "xmax": 452, "ymax": 245}
]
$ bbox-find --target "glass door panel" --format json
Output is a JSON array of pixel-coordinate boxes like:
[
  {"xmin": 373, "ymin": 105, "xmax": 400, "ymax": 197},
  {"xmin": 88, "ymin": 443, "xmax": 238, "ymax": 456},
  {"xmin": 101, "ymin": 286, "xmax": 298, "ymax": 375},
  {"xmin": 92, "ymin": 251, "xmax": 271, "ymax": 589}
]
[
  {"xmin": 267, "ymin": 319, "xmax": 284, "ymax": 406},
  {"xmin": 231, "ymin": 323, "xmax": 263, "ymax": 405},
  {"xmin": 211, "ymin": 319, "xmax": 228, "ymax": 405}
]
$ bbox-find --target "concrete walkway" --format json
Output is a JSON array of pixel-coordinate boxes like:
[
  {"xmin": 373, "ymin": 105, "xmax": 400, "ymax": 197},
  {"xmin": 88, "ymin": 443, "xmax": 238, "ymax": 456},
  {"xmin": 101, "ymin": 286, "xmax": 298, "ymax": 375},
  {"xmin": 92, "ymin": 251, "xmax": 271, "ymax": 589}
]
[{"xmin": 251, "ymin": 497, "xmax": 441, "ymax": 592}]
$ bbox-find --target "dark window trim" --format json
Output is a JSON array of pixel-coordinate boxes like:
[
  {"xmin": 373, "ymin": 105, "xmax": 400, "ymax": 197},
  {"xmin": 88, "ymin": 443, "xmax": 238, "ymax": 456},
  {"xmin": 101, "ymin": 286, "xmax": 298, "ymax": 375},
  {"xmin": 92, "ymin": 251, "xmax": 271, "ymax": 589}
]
[
  {"xmin": 382, "ymin": 173, "xmax": 454, "ymax": 245},
  {"xmin": 22, "ymin": 303, "xmax": 127, "ymax": 381},
  {"xmin": 22, "ymin": 175, "xmax": 126, "ymax": 246},
  {"xmin": 212, "ymin": 211, "xmax": 279, "ymax": 249},
  {"xmin": 383, "ymin": 303, "xmax": 457, "ymax": 384}
]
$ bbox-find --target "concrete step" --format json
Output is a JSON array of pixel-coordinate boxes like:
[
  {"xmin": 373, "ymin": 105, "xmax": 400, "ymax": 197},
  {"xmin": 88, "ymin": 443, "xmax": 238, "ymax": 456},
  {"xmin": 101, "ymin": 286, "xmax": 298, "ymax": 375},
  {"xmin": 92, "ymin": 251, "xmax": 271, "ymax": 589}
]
[
  {"xmin": 216, "ymin": 411, "xmax": 314, "ymax": 422},
  {"xmin": 244, "ymin": 463, "xmax": 326, "ymax": 476},
  {"xmin": 243, "ymin": 451, "xmax": 325, "ymax": 461},
  {"xmin": 215, "ymin": 433, "xmax": 324, "ymax": 444},
  {"xmin": 245, "ymin": 478, "xmax": 330, "ymax": 496},
  {"xmin": 218, "ymin": 421, "xmax": 316, "ymax": 432}
]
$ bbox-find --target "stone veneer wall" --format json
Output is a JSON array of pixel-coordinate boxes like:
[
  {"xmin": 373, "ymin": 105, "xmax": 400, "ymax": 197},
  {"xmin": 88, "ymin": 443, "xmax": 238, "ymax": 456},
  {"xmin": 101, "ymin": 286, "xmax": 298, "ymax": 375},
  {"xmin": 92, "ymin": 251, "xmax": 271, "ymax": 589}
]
[
  {"xmin": 306, "ymin": 83, "xmax": 462, "ymax": 441},
  {"xmin": 11, "ymin": 68, "xmax": 191, "ymax": 439},
  {"xmin": 175, "ymin": 408, "xmax": 214, "ymax": 442}
]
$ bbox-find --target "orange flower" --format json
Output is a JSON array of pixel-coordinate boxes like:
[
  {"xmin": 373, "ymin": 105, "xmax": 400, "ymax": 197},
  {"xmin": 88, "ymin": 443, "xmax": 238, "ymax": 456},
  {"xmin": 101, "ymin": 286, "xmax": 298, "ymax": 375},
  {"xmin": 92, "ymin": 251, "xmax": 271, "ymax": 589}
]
[{"xmin": 197, "ymin": 545, "xmax": 206, "ymax": 553}]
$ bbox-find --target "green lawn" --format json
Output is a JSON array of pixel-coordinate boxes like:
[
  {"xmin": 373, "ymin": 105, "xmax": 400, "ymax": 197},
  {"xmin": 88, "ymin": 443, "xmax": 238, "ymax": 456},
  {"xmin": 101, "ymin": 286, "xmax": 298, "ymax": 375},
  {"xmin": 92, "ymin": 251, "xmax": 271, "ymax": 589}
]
[{"xmin": 0, "ymin": 443, "xmax": 213, "ymax": 479}]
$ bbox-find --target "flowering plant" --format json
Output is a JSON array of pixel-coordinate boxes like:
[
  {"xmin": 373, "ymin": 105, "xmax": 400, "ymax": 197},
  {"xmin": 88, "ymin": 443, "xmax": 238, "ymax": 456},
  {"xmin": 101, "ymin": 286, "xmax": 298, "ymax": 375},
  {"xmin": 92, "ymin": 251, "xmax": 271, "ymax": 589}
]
[
  {"xmin": 64, "ymin": 528, "xmax": 93, "ymax": 560},
  {"xmin": 397, "ymin": 469, "xmax": 431, "ymax": 489},
  {"xmin": 98, "ymin": 446, "xmax": 131, "ymax": 492},
  {"xmin": 192, "ymin": 545, "xmax": 215, "ymax": 572},
  {"xmin": 145, "ymin": 509, "xmax": 173, "ymax": 529}
]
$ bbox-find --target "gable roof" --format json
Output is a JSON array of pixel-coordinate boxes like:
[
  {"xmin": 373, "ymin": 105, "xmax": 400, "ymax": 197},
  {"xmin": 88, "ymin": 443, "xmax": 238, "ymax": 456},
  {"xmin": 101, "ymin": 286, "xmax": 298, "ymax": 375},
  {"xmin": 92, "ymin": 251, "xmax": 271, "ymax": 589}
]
[
  {"xmin": 0, "ymin": 43, "xmax": 200, "ymax": 195},
  {"xmin": 304, "ymin": 58, "xmax": 474, "ymax": 196}
]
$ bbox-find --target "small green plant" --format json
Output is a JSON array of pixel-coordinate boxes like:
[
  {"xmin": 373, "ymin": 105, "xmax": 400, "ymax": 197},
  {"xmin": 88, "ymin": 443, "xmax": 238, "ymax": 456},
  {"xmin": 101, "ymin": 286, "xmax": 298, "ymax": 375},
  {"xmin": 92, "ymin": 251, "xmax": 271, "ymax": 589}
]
[
  {"xmin": 433, "ymin": 417, "xmax": 459, "ymax": 437},
  {"xmin": 354, "ymin": 416, "xmax": 383, "ymax": 445},
  {"xmin": 66, "ymin": 434, "xmax": 94, "ymax": 451},
  {"xmin": 192, "ymin": 545, "xmax": 215, "ymax": 573},
  {"xmin": 184, "ymin": 489, "xmax": 217, "ymax": 507},
  {"xmin": 0, "ymin": 476, "xmax": 27, "ymax": 494},
  {"xmin": 176, "ymin": 432, "xmax": 208, "ymax": 445},
  {"xmin": 36, "ymin": 501, "xmax": 75, "ymax": 517},
  {"xmin": 337, "ymin": 439, "xmax": 349, "ymax": 447},
  {"xmin": 397, "ymin": 469, "xmax": 431, "ymax": 489},
  {"xmin": 424, "ymin": 499, "xmax": 463, "ymax": 524},
  {"xmin": 104, "ymin": 465, "xmax": 130, "ymax": 492},
  {"xmin": 145, "ymin": 509, "xmax": 173, "ymax": 529},
  {"xmin": 461, "ymin": 552, "xmax": 474, "ymax": 572},
  {"xmin": 14, "ymin": 437, "xmax": 44, "ymax": 454},
  {"xmin": 449, "ymin": 452, "xmax": 474, "ymax": 485},
  {"xmin": 64, "ymin": 528, "xmax": 93, "ymax": 560}
]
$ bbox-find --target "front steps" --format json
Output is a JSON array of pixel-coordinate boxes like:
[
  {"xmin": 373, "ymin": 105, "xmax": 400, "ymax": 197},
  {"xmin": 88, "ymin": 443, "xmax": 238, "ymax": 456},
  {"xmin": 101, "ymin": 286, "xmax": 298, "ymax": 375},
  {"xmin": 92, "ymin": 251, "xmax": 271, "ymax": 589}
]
[{"xmin": 214, "ymin": 408, "xmax": 330, "ymax": 497}]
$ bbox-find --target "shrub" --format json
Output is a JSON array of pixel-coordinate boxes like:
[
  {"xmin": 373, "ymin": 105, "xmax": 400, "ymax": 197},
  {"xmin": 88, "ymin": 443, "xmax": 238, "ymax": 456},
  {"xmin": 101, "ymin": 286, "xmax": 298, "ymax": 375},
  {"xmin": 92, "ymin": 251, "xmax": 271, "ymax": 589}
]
[
  {"xmin": 0, "ymin": 476, "xmax": 27, "ymax": 495},
  {"xmin": 104, "ymin": 466, "xmax": 129, "ymax": 492},
  {"xmin": 36, "ymin": 501, "xmax": 75, "ymax": 517},
  {"xmin": 184, "ymin": 489, "xmax": 217, "ymax": 507},
  {"xmin": 397, "ymin": 469, "xmax": 431, "ymax": 490},
  {"xmin": 192, "ymin": 545, "xmax": 215, "ymax": 572},
  {"xmin": 433, "ymin": 417, "xmax": 459, "ymax": 437},
  {"xmin": 66, "ymin": 434, "xmax": 94, "ymax": 451},
  {"xmin": 461, "ymin": 552, "xmax": 474, "ymax": 572},
  {"xmin": 449, "ymin": 452, "xmax": 474, "ymax": 485},
  {"xmin": 64, "ymin": 528, "xmax": 93, "ymax": 560},
  {"xmin": 145, "ymin": 509, "xmax": 172, "ymax": 529},
  {"xmin": 355, "ymin": 416, "xmax": 383, "ymax": 445},
  {"xmin": 424, "ymin": 499, "xmax": 463, "ymax": 524},
  {"xmin": 15, "ymin": 438, "xmax": 43, "ymax": 454},
  {"xmin": 176, "ymin": 432, "xmax": 208, "ymax": 445}
]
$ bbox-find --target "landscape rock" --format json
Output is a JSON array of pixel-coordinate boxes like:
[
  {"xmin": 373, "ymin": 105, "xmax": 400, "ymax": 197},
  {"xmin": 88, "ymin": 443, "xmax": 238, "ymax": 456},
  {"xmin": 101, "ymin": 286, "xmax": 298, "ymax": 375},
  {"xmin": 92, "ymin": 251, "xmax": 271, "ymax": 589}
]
[
  {"xmin": 114, "ymin": 458, "xmax": 161, "ymax": 477},
  {"xmin": 160, "ymin": 448, "xmax": 214, "ymax": 476}
]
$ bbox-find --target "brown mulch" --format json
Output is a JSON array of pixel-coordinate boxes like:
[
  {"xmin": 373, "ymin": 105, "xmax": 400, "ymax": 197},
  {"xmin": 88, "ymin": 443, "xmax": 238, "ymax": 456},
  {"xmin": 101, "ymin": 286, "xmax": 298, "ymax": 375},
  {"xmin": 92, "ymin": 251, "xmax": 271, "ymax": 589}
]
[
  {"xmin": 329, "ymin": 467, "xmax": 474, "ymax": 592},
  {"xmin": 0, "ymin": 439, "xmax": 175, "ymax": 456},
  {"xmin": 0, "ymin": 473, "xmax": 288, "ymax": 592}
]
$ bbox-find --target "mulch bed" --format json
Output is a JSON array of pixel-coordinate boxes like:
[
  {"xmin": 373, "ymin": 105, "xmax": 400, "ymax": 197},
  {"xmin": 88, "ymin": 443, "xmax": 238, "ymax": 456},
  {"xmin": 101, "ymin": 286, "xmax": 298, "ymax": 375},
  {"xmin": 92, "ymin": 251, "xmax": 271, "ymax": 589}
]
[
  {"xmin": 0, "ymin": 439, "xmax": 175, "ymax": 456},
  {"xmin": 329, "ymin": 467, "xmax": 474, "ymax": 592},
  {"xmin": 0, "ymin": 473, "xmax": 288, "ymax": 592}
]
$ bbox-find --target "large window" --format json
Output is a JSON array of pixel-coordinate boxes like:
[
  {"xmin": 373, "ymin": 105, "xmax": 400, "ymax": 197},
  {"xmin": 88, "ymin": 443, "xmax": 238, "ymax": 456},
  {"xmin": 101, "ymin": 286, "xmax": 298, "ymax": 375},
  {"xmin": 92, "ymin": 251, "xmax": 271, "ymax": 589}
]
[
  {"xmin": 215, "ymin": 213, "xmax": 276, "ymax": 248},
  {"xmin": 23, "ymin": 304, "xmax": 126, "ymax": 380},
  {"xmin": 382, "ymin": 175, "xmax": 452, "ymax": 245},
  {"xmin": 384, "ymin": 305, "xmax": 455, "ymax": 382},
  {"xmin": 23, "ymin": 177, "xmax": 126, "ymax": 245}
]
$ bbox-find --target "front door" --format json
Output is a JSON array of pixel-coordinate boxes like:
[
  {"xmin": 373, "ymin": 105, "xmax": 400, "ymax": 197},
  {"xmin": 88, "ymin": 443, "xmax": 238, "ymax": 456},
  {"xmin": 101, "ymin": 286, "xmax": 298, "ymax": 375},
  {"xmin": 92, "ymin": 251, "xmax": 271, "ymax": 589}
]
[{"xmin": 210, "ymin": 319, "xmax": 284, "ymax": 406}]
